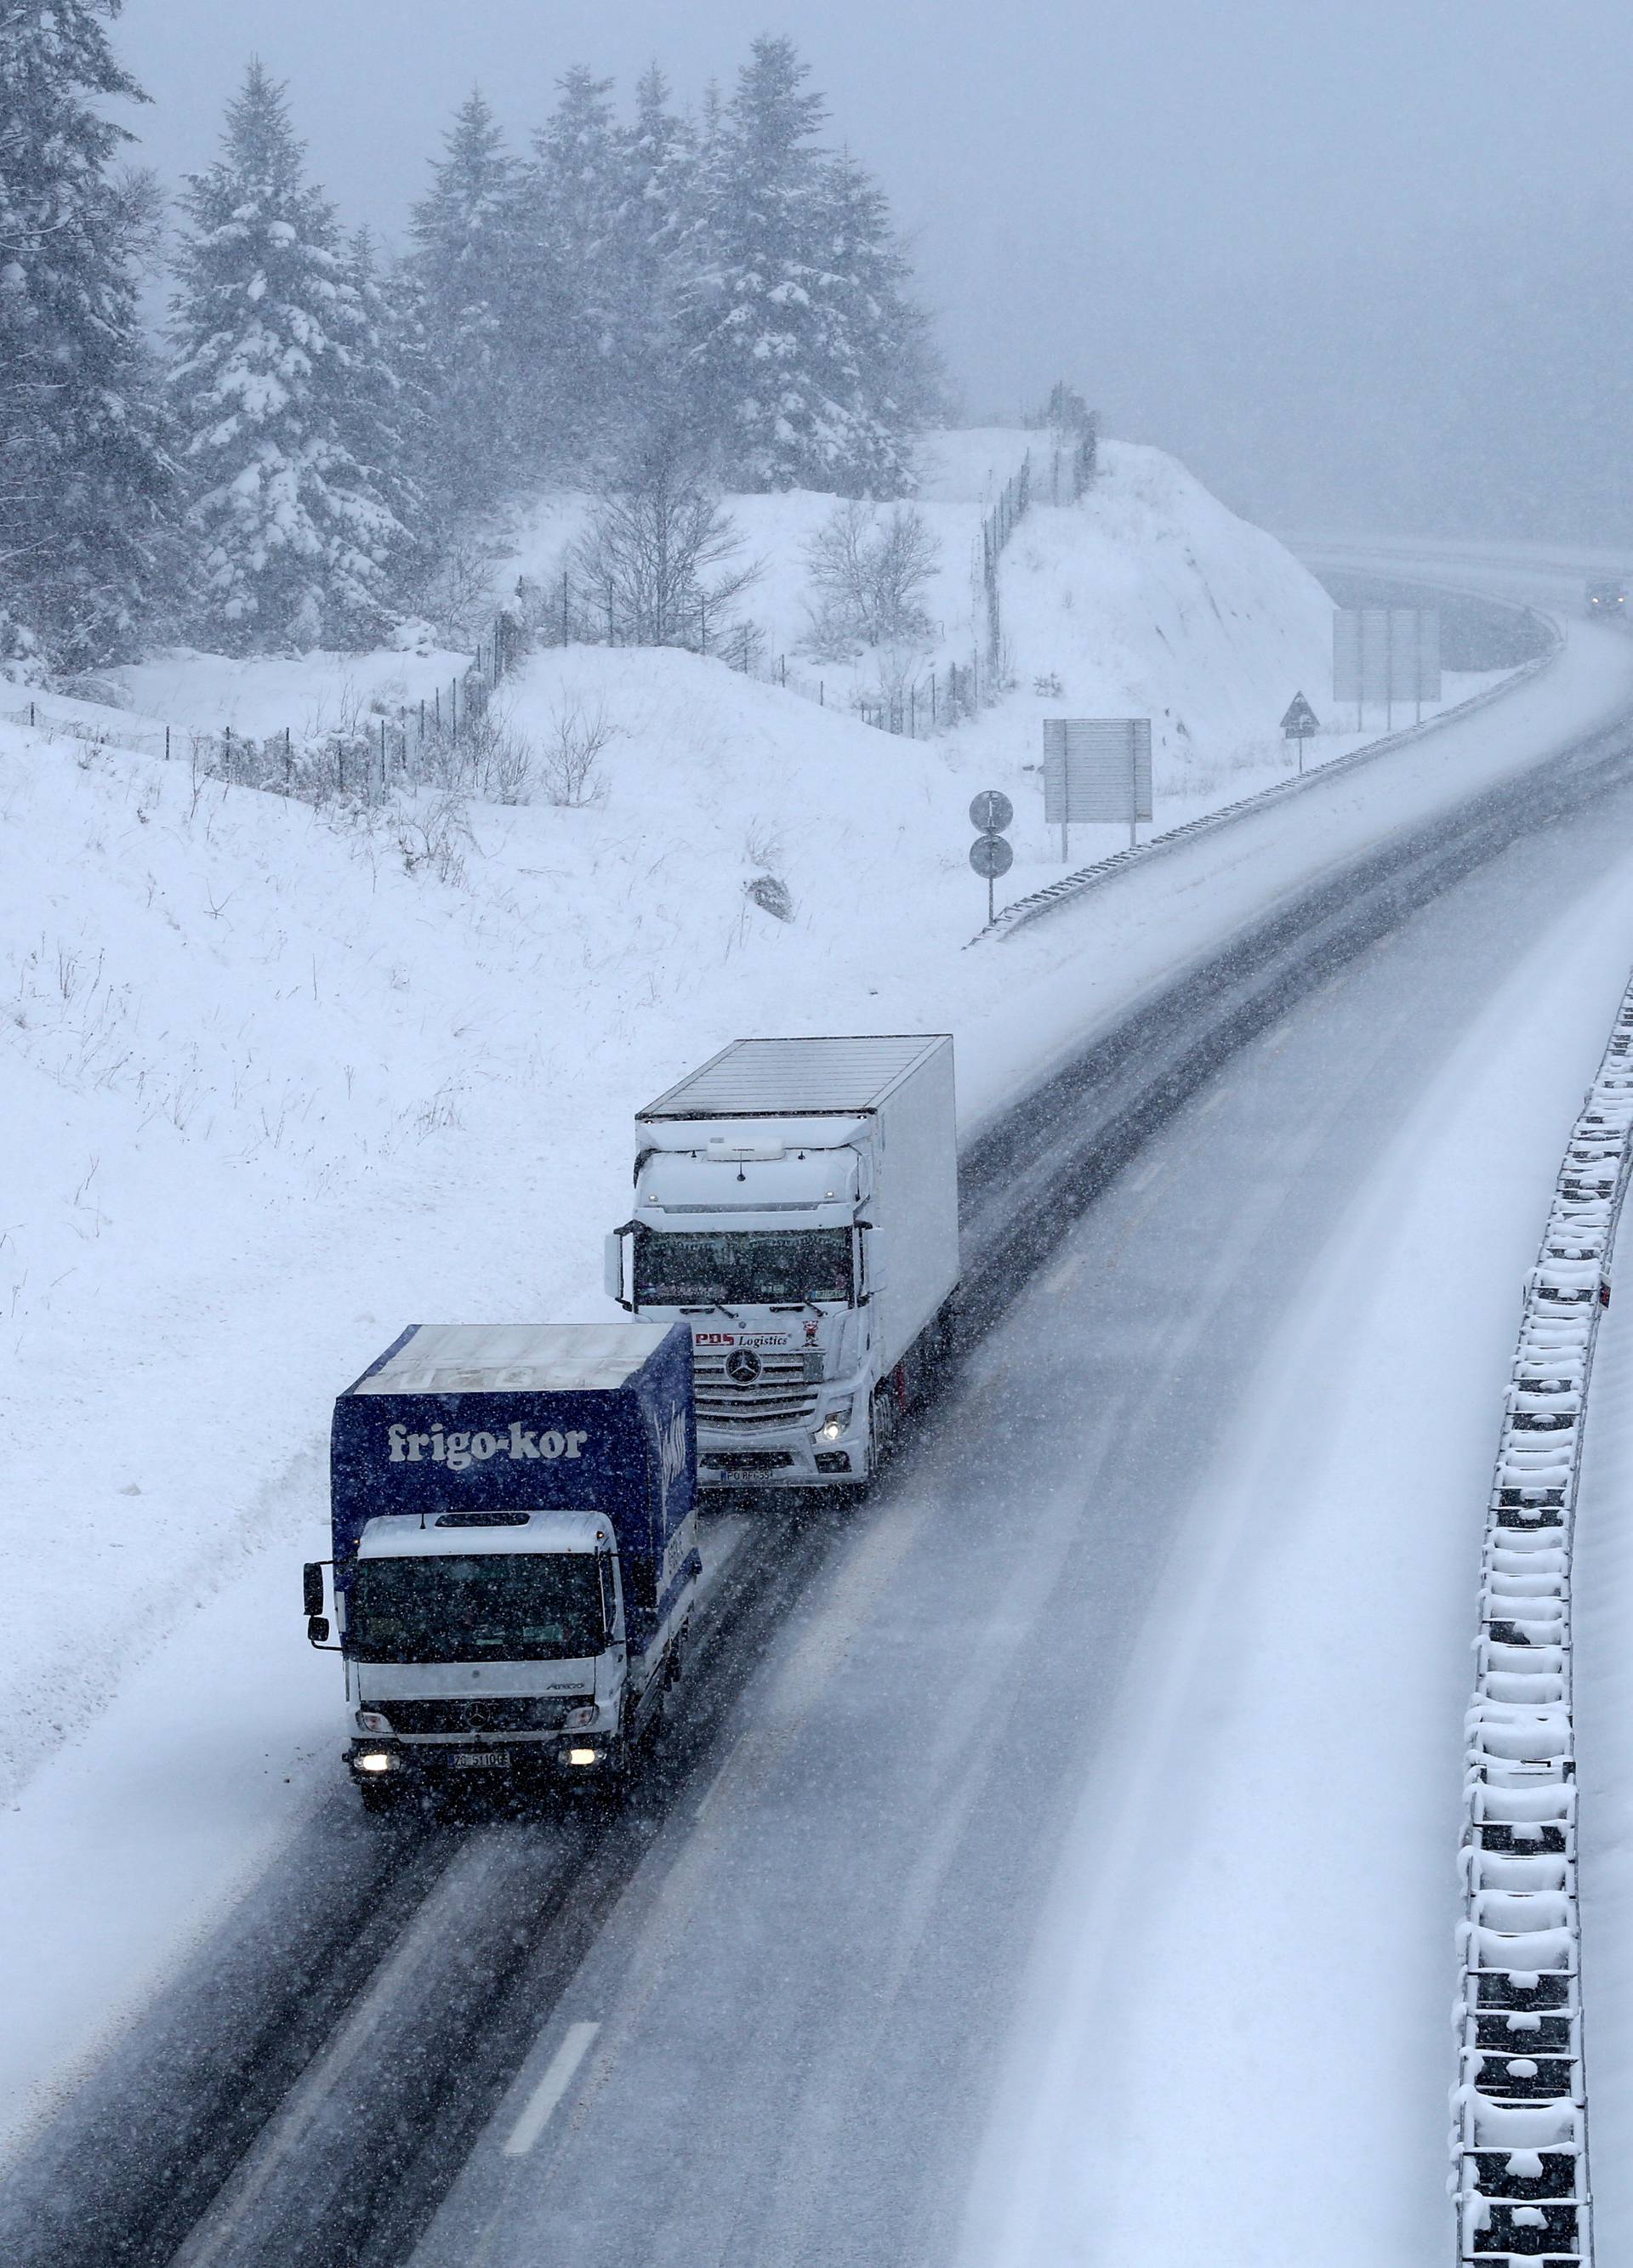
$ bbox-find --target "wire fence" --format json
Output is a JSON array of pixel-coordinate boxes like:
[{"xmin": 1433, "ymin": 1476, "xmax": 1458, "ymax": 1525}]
[{"xmin": 6, "ymin": 419, "xmax": 1104, "ymax": 787}]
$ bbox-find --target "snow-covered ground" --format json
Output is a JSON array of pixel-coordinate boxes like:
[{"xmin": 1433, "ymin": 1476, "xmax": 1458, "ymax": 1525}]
[{"xmin": 3, "ymin": 494, "xmax": 1630, "ymax": 2167}]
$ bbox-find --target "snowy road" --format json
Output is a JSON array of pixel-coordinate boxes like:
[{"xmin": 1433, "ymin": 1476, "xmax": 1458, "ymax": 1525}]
[
  {"xmin": 411, "ymin": 756, "xmax": 1633, "ymax": 2268},
  {"xmin": 11, "ymin": 598, "xmax": 1633, "ymax": 2266}
]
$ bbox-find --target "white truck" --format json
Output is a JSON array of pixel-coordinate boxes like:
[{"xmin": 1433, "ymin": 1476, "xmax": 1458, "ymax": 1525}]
[{"xmin": 606, "ymin": 1035, "xmax": 959, "ymax": 1488}]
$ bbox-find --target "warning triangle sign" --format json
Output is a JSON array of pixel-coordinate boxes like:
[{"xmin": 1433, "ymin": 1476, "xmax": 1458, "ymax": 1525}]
[{"xmin": 1281, "ymin": 692, "xmax": 1319, "ymax": 735}]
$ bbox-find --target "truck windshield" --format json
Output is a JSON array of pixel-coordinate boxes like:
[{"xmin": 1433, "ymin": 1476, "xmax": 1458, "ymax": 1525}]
[
  {"xmin": 634, "ymin": 1226, "xmax": 852, "ymax": 1306},
  {"xmin": 347, "ymin": 1553, "xmax": 606, "ymax": 1663}
]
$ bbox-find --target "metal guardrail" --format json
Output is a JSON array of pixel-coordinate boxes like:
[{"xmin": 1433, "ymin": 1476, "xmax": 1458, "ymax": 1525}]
[
  {"xmin": 1450, "ymin": 974, "xmax": 1633, "ymax": 2268},
  {"xmin": 970, "ymin": 600, "xmax": 1563, "ymax": 949}
]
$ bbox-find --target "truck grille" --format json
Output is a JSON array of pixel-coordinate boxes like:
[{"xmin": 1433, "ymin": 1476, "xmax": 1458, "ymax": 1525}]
[
  {"xmin": 381, "ymin": 1696, "xmax": 590, "ymax": 1736},
  {"xmin": 692, "ymin": 1348, "xmax": 820, "ymax": 1431}
]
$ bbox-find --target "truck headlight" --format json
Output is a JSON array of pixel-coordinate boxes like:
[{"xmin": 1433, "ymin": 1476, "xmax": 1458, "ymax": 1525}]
[
  {"xmin": 356, "ymin": 1751, "xmax": 394, "ymax": 1774},
  {"xmin": 816, "ymin": 1399, "xmax": 854, "ymax": 1441},
  {"xmin": 563, "ymin": 1704, "xmax": 599, "ymax": 1730},
  {"xmin": 356, "ymin": 1710, "xmax": 393, "ymax": 1734}
]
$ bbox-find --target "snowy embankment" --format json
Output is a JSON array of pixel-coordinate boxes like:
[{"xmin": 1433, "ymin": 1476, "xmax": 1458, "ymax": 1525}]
[{"xmin": 1, "ymin": 479, "xmax": 1631, "ymax": 2161}]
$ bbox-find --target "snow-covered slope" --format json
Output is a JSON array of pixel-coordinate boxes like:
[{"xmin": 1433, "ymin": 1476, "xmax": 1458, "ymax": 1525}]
[
  {"xmin": 0, "ymin": 439, "xmax": 1557, "ymax": 1813},
  {"xmin": 9, "ymin": 456, "xmax": 1625, "ymax": 2163}
]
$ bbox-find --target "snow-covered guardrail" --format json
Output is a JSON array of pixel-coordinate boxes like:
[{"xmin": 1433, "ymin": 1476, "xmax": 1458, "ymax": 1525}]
[
  {"xmin": 971, "ymin": 597, "xmax": 1560, "ymax": 949},
  {"xmin": 1451, "ymin": 973, "xmax": 1633, "ymax": 2268}
]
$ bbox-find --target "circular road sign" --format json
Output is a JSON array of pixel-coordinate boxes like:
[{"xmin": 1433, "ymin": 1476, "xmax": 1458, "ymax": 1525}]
[
  {"xmin": 969, "ymin": 789, "xmax": 1014, "ymax": 835},
  {"xmin": 969, "ymin": 833, "xmax": 1014, "ymax": 880}
]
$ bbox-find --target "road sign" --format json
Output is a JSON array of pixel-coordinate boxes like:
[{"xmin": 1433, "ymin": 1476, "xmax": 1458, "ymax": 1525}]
[
  {"xmin": 969, "ymin": 824, "xmax": 1013, "ymax": 926},
  {"xmin": 1281, "ymin": 693, "xmax": 1319, "ymax": 737},
  {"xmin": 1043, "ymin": 718, "xmax": 1152, "ymax": 855},
  {"xmin": 969, "ymin": 789, "xmax": 1013, "ymax": 835},
  {"xmin": 1333, "ymin": 608, "xmax": 1440, "ymax": 726}
]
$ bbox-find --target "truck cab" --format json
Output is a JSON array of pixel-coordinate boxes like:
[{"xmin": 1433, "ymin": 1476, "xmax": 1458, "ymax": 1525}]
[
  {"xmin": 607, "ymin": 1037, "xmax": 959, "ymax": 1490},
  {"xmin": 311, "ymin": 1322, "xmax": 697, "ymax": 1809},
  {"xmin": 618, "ymin": 1120, "xmax": 879, "ymax": 1485}
]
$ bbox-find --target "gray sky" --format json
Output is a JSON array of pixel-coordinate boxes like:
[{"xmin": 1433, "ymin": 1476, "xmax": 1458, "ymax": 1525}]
[{"xmin": 113, "ymin": 0, "xmax": 1633, "ymax": 540}]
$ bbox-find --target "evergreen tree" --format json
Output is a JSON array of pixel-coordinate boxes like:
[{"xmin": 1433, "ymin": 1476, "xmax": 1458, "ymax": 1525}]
[
  {"xmin": 169, "ymin": 61, "xmax": 408, "ymax": 651},
  {"xmin": 514, "ymin": 66, "xmax": 640, "ymax": 466},
  {"xmin": 0, "ymin": 0, "xmax": 173, "ymax": 668},
  {"xmin": 683, "ymin": 37, "xmax": 920, "ymax": 497},
  {"xmin": 814, "ymin": 152, "xmax": 938, "ymax": 493},
  {"xmin": 339, "ymin": 226, "xmax": 424, "ymax": 582},
  {"xmin": 621, "ymin": 65, "xmax": 696, "ymax": 429},
  {"xmin": 406, "ymin": 88, "xmax": 520, "ymax": 518}
]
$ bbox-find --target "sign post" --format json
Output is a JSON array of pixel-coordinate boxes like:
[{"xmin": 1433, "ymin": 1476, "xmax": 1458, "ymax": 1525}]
[
  {"xmin": 968, "ymin": 790, "xmax": 1015, "ymax": 927},
  {"xmin": 1043, "ymin": 719, "xmax": 1153, "ymax": 857},
  {"xmin": 1280, "ymin": 692, "xmax": 1319, "ymax": 775}
]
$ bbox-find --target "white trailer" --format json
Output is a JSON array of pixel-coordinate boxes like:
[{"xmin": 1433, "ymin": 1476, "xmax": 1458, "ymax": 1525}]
[{"xmin": 606, "ymin": 1035, "xmax": 959, "ymax": 1489}]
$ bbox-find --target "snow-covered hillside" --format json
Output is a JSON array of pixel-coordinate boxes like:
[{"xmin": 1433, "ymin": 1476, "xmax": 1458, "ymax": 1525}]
[
  {"xmin": 5, "ymin": 492, "xmax": 1631, "ymax": 2163},
  {"xmin": 0, "ymin": 437, "xmax": 1482, "ymax": 1810}
]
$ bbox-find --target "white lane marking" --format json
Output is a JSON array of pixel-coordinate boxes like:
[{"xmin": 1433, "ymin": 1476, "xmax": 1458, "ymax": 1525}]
[
  {"xmin": 1129, "ymin": 1157, "xmax": 1164, "ymax": 1191},
  {"xmin": 501, "ymin": 2021, "xmax": 600, "ymax": 2156}
]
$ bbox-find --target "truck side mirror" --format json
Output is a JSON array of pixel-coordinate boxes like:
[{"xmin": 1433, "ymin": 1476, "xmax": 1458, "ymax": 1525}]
[
  {"xmin": 303, "ymin": 1561, "xmax": 325, "ymax": 1617},
  {"xmin": 307, "ymin": 1616, "xmax": 331, "ymax": 1646},
  {"xmin": 605, "ymin": 1229, "xmax": 634, "ymax": 1310}
]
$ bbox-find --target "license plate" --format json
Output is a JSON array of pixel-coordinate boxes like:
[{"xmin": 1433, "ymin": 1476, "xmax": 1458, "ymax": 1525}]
[{"xmin": 453, "ymin": 1748, "xmax": 509, "ymax": 1769}]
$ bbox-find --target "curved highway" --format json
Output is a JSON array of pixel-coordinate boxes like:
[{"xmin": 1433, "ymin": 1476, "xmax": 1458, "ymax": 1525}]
[{"xmin": 6, "ymin": 566, "xmax": 1633, "ymax": 2268}]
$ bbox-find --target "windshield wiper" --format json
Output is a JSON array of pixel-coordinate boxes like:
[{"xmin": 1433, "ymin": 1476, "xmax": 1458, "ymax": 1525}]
[{"xmin": 680, "ymin": 1299, "xmax": 742, "ymax": 1322}]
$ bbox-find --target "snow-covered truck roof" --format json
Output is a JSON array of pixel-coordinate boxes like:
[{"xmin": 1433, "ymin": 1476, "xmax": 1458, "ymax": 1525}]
[
  {"xmin": 639, "ymin": 1034, "xmax": 951, "ymax": 1120},
  {"xmin": 344, "ymin": 1322, "xmax": 677, "ymax": 1397}
]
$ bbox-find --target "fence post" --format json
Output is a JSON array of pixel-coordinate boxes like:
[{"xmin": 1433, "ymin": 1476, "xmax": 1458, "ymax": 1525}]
[
  {"xmin": 561, "ymin": 571, "xmax": 570, "ymax": 645},
  {"xmin": 930, "ymin": 672, "xmax": 936, "ymax": 728},
  {"xmin": 225, "ymin": 725, "xmax": 232, "ymax": 780},
  {"xmin": 285, "ymin": 725, "xmax": 292, "ymax": 783},
  {"xmin": 819, "ymin": 680, "xmax": 823, "ymax": 707},
  {"xmin": 379, "ymin": 718, "xmax": 386, "ymax": 787},
  {"xmin": 165, "ymin": 725, "xmax": 170, "ymax": 761}
]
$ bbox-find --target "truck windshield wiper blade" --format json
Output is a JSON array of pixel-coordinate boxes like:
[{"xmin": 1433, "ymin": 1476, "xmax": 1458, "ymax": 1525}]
[{"xmin": 680, "ymin": 1300, "xmax": 742, "ymax": 1322}]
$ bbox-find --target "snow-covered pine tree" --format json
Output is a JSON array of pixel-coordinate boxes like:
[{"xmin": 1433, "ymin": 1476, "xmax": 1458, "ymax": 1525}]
[
  {"xmin": 513, "ymin": 66, "xmax": 638, "ymax": 467},
  {"xmin": 811, "ymin": 151, "xmax": 938, "ymax": 496},
  {"xmin": 621, "ymin": 65, "xmax": 697, "ymax": 430},
  {"xmin": 169, "ymin": 60, "xmax": 409, "ymax": 651},
  {"xmin": 338, "ymin": 226, "xmax": 424, "ymax": 593},
  {"xmin": 683, "ymin": 37, "xmax": 922, "ymax": 497},
  {"xmin": 406, "ymin": 88, "xmax": 521, "ymax": 519},
  {"xmin": 0, "ymin": 0, "xmax": 173, "ymax": 668}
]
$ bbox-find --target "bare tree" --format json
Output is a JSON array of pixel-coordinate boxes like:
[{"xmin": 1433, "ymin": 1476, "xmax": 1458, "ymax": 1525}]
[
  {"xmin": 572, "ymin": 430, "xmax": 760, "ymax": 650},
  {"xmin": 799, "ymin": 500, "xmax": 940, "ymax": 659}
]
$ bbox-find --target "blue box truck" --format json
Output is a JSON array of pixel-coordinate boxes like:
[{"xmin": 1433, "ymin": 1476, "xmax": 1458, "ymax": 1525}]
[{"xmin": 306, "ymin": 1322, "xmax": 699, "ymax": 1809}]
